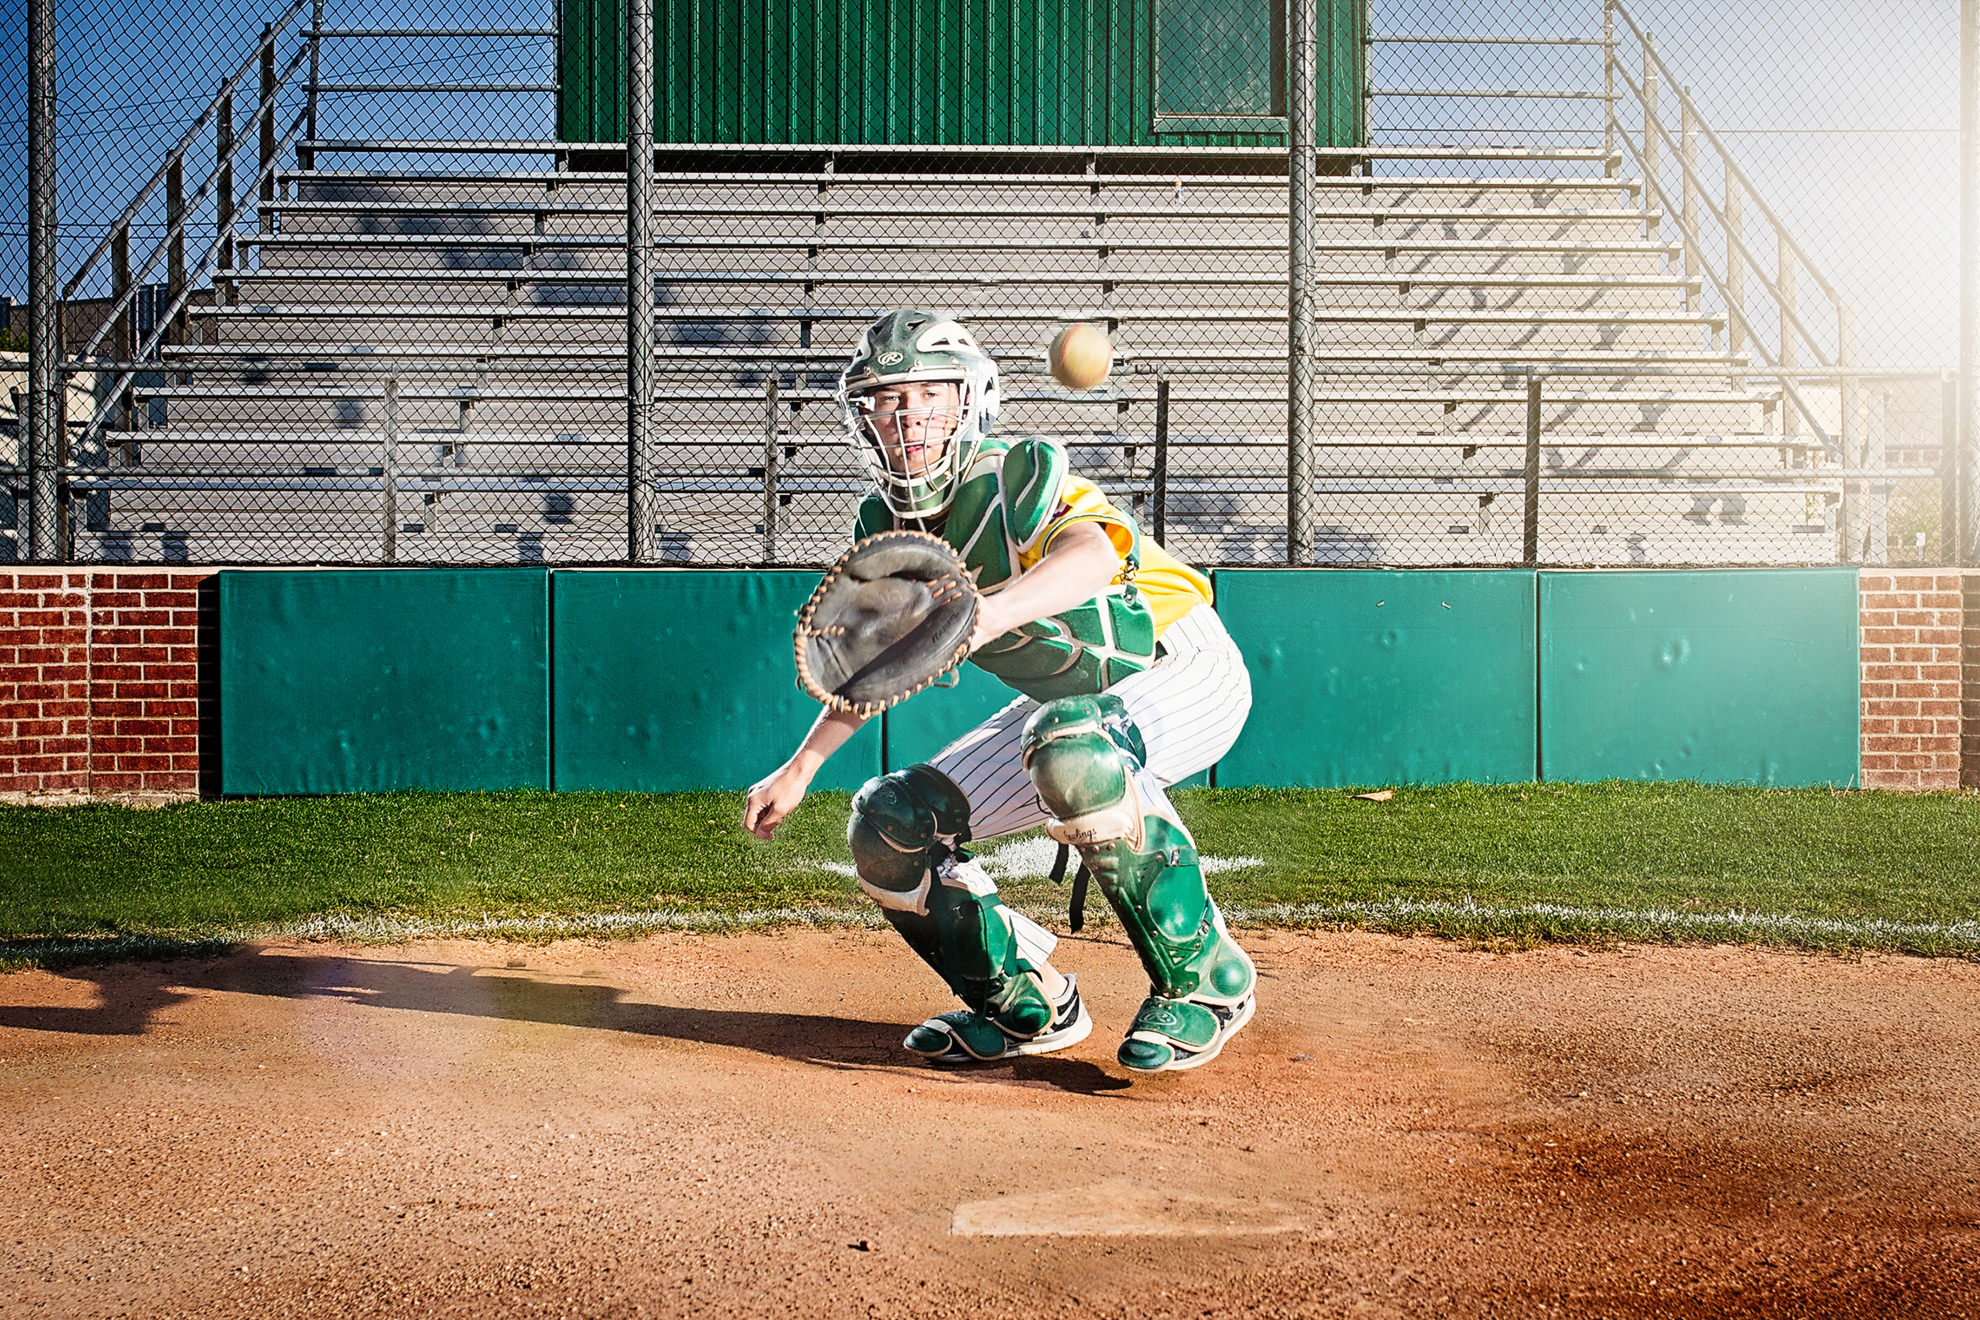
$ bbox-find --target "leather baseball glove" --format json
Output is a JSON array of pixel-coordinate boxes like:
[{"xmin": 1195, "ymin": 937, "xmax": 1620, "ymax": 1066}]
[{"xmin": 794, "ymin": 530, "xmax": 981, "ymax": 718}]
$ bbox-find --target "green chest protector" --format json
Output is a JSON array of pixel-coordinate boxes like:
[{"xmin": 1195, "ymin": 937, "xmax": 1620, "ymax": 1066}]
[{"xmin": 855, "ymin": 437, "xmax": 1157, "ymax": 702}]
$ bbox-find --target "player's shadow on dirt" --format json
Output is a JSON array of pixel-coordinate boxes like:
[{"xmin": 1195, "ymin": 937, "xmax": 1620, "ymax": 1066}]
[{"xmin": 0, "ymin": 951, "xmax": 1133, "ymax": 1095}]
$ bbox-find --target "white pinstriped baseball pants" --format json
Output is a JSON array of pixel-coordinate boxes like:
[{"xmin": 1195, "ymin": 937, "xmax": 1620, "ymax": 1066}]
[{"xmin": 925, "ymin": 604, "xmax": 1252, "ymax": 841}]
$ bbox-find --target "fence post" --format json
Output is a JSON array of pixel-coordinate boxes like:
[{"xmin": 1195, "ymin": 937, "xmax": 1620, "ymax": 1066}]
[
  {"xmin": 1641, "ymin": 38, "xmax": 1659, "ymax": 240},
  {"xmin": 381, "ymin": 376, "xmax": 400, "ymax": 564},
  {"xmin": 26, "ymin": 0, "xmax": 59, "ymax": 561},
  {"xmin": 1963, "ymin": 0, "xmax": 1980, "ymax": 563},
  {"xmin": 1943, "ymin": 371, "xmax": 1960, "ymax": 562},
  {"xmin": 1153, "ymin": 377, "xmax": 1171, "ymax": 545},
  {"xmin": 1523, "ymin": 372, "xmax": 1542, "ymax": 566},
  {"xmin": 1680, "ymin": 96, "xmax": 1699, "ymax": 314},
  {"xmin": 302, "ymin": 0, "xmax": 324, "ymax": 171},
  {"xmin": 1286, "ymin": 0, "xmax": 1316, "ymax": 565},
  {"xmin": 626, "ymin": 0, "xmax": 656, "ymax": 563},
  {"xmin": 761, "ymin": 378, "xmax": 779, "ymax": 565},
  {"xmin": 384, "ymin": 374, "xmax": 403, "ymax": 565},
  {"xmin": 259, "ymin": 25, "xmax": 277, "ymax": 233},
  {"xmin": 1723, "ymin": 158, "xmax": 1744, "ymax": 357}
]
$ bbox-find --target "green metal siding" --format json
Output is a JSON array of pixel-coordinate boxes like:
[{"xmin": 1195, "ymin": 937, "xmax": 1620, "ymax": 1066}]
[
  {"xmin": 218, "ymin": 569, "xmax": 551, "ymax": 795},
  {"xmin": 558, "ymin": 0, "xmax": 1365, "ymax": 147},
  {"xmin": 1537, "ymin": 569, "xmax": 1861, "ymax": 788},
  {"xmin": 1214, "ymin": 570, "xmax": 1540, "ymax": 788}
]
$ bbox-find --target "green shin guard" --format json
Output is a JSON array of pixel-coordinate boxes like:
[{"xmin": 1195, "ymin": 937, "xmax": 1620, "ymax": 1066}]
[
  {"xmin": 1023, "ymin": 695, "xmax": 1257, "ymax": 1073},
  {"xmin": 848, "ymin": 766, "xmax": 1055, "ymax": 1048}
]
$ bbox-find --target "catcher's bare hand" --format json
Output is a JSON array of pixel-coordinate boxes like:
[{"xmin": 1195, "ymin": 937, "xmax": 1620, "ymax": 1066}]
[{"xmin": 743, "ymin": 762, "xmax": 810, "ymax": 840}]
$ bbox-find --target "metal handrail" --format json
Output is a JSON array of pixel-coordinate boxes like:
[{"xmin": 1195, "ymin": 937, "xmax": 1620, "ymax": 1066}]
[
  {"xmin": 69, "ymin": 113, "xmax": 308, "ymax": 462},
  {"xmin": 1611, "ymin": 130, "xmax": 1837, "ymax": 451},
  {"xmin": 59, "ymin": 0, "xmax": 309, "ymax": 302},
  {"xmin": 1608, "ymin": 58, "xmax": 1836, "ymax": 366},
  {"xmin": 314, "ymin": 26, "xmax": 555, "ymax": 37},
  {"xmin": 1608, "ymin": 0, "xmax": 1842, "ymax": 307},
  {"xmin": 76, "ymin": 43, "xmax": 309, "ymax": 359}
]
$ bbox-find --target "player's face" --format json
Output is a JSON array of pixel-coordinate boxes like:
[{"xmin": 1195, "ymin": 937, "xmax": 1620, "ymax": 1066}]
[{"xmin": 859, "ymin": 381, "xmax": 961, "ymax": 479}]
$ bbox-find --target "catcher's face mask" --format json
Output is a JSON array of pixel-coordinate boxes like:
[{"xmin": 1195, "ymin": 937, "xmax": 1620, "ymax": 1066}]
[
  {"xmin": 839, "ymin": 310, "xmax": 1000, "ymax": 521},
  {"xmin": 856, "ymin": 379, "xmax": 961, "ymax": 474}
]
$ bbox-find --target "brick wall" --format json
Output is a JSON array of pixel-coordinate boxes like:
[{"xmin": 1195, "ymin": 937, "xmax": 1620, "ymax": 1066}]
[
  {"xmin": 1859, "ymin": 571, "xmax": 1965, "ymax": 791},
  {"xmin": 0, "ymin": 569, "xmax": 216, "ymax": 801},
  {"xmin": 0, "ymin": 572, "xmax": 92, "ymax": 795},
  {"xmin": 1966, "ymin": 575, "xmax": 1980, "ymax": 790}
]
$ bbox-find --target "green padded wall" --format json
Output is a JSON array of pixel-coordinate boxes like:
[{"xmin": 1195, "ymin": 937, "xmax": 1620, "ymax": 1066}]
[
  {"xmin": 1214, "ymin": 570, "xmax": 1538, "ymax": 787},
  {"xmin": 880, "ymin": 661, "xmax": 1211, "ymax": 787},
  {"xmin": 218, "ymin": 569, "xmax": 550, "ymax": 794},
  {"xmin": 883, "ymin": 664, "xmax": 1023, "ymax": 772},
  {"xmin": 1537, "ymin": 569, "xmax": 1860, "ymax": 787},
  {"xmin": 552, "ymin": 570, "xmax": 881, "ymax": 792}
]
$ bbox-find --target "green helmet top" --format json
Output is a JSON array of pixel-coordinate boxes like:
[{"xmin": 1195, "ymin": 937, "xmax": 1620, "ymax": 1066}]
[{"xmin": 840, "ymin": 310, "xmax": 1001, "ymax": 520}]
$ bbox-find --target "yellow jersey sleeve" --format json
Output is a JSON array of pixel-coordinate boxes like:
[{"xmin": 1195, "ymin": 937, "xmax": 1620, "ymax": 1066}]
[{"xmin": 1022, "ymin": 471, "xmax": 1213, "ymax": 637}]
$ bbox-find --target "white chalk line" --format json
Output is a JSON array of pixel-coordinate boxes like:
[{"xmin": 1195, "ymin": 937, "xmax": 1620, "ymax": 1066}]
[{"xmin": 9, "ymin": 896, "xmax": 1979, "ymax": 969}]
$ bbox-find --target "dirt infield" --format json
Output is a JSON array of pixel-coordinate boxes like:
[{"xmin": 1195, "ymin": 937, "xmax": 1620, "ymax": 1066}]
[{"xmin": 3, "ymin": 930, "xmax": 1978, "ymax": 1320}]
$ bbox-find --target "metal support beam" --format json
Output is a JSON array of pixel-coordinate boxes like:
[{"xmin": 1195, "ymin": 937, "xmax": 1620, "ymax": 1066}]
[
  {"xmin": 1944, "ymin": 371, "xmax": 1960, "ymax": 563},
  {"xmin": 1523, "ymin": 373, "xmax": 1542, "ymax": 565},
  {"xmin": 1680, "ymin": 96, "xmax": 1699, "ymax": 313},
  {"xmin": 302, "ymin": 0, "xmax": 324, "ymax": 171},
  {"xmin": 1723, "ymin": 158, "xmax": 1744, "ymax": 358},
  {"xmin": 1286, "ymin": 0, "xmax": 1316, "ymax": 565},
  {"xmin": 1964, "ymin": 0, "xmax": 1980, "ymax": 562},
  {"xmin": 112, "ymin": 225, "xmax": 133, "ymax": 450},
  {"xmin": 761, "ymin": 378, "xmax": 779, "ymax": 565},
  {"xmin": 1641, "ymin": 38, "xmax": 1659, "ymax": 239},
  {"xmin": 259, "ymin": 26, "xmax": 277, "ymax": 232},
  {"xmin": 216, "ymin": 86, "xmax": 236, "ymax": 274},
  {"xmin": 1153, "ymin": 377, "xmax": 1171, "ymax": 545},
  {"xmin": 1602, "ymin": 0, "xmax": 1617, "ymax": 176},
  {"xmin": 381, "ymin": 375, "xmax": 399, "ymax": 564},
  {"xmin": 166, "ymin": 157, "xmax": 186, "ymax": 345},
  {"xmin": 626, "ymin": 0, "xmax": 655, "ymax": 562},
  {"xmin": 27, "ymin": 0, "xmax": 60, "ymax": 561}
]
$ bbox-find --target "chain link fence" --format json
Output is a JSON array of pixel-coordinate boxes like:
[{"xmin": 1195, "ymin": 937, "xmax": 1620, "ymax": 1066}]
[{"xmin": 4, "ymin": 0, "xmax": 1962, "ymax": 567}]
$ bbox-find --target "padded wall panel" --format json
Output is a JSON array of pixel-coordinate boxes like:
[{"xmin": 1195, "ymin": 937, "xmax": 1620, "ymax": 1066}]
[
  {"xmin": 219, "ymin": 569, "xmax": 550, "ymax": 794},
  {"xmin": 552, "ymin": 570, "xmax": 881, "ymax": 792},
  {"xmin": 882, "ymin": 664, "xmax": 1024, "ymax": 772},
  {"xmin": 1538, "ymin": 568, "xmax": 1860, "ymax": 787},
  {"xmin": 1214, "ymin": 570, "xmax": 1538, "ymax": 787}
]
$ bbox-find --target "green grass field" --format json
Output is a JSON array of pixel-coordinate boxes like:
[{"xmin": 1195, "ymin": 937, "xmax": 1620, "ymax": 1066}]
[{"xmin": 4, "ymin": 782, "xmax": 1979, "ymax": 968}]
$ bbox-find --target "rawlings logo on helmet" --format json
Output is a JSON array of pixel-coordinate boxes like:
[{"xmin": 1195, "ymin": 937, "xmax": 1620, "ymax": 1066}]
[{"xmin": 878, "ymin": 351, "xmax": 905, "ymax": 366}]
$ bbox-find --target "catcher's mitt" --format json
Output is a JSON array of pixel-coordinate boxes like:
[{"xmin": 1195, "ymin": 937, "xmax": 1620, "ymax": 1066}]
[{"xmin": 795, "ymin": 530, "xmax": 981, "ymax": 718}]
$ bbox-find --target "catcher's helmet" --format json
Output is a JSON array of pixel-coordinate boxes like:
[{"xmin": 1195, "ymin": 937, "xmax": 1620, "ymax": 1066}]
[{"xmin": 839, "ymin": 310, "xmax": 1000, "ymax": 520}]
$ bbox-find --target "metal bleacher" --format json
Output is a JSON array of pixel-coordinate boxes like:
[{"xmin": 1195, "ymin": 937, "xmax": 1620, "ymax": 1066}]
[{"xmin": 56, "ymin": 7, "xmax": 1858, "ymax": 569}]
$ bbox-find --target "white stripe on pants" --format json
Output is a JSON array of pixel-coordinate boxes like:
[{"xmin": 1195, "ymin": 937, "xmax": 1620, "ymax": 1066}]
[{"xmin": 927, "ymin": 605, "xmax": 1252, "ymax": 841}]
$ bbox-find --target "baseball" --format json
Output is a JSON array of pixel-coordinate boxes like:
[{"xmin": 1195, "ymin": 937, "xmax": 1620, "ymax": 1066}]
[{"xmin": 1048, "ymin": 323, "xmax": 1113, "ymax": 390}]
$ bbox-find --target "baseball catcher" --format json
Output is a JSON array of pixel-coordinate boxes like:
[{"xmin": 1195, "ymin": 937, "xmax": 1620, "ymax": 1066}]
[{"xmin": 744, "ymin": 310, "xmax": 1255, "ymax": 1075}]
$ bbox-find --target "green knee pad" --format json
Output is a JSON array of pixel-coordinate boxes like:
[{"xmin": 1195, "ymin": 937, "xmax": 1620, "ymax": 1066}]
[
  {"xmin": 1022, "ymin": 695, "xmax": 1254, "ymax": 1005},
  {"xmin": 848, "ymin": 765, "xmax": 1053, "ymax": 1036}
]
